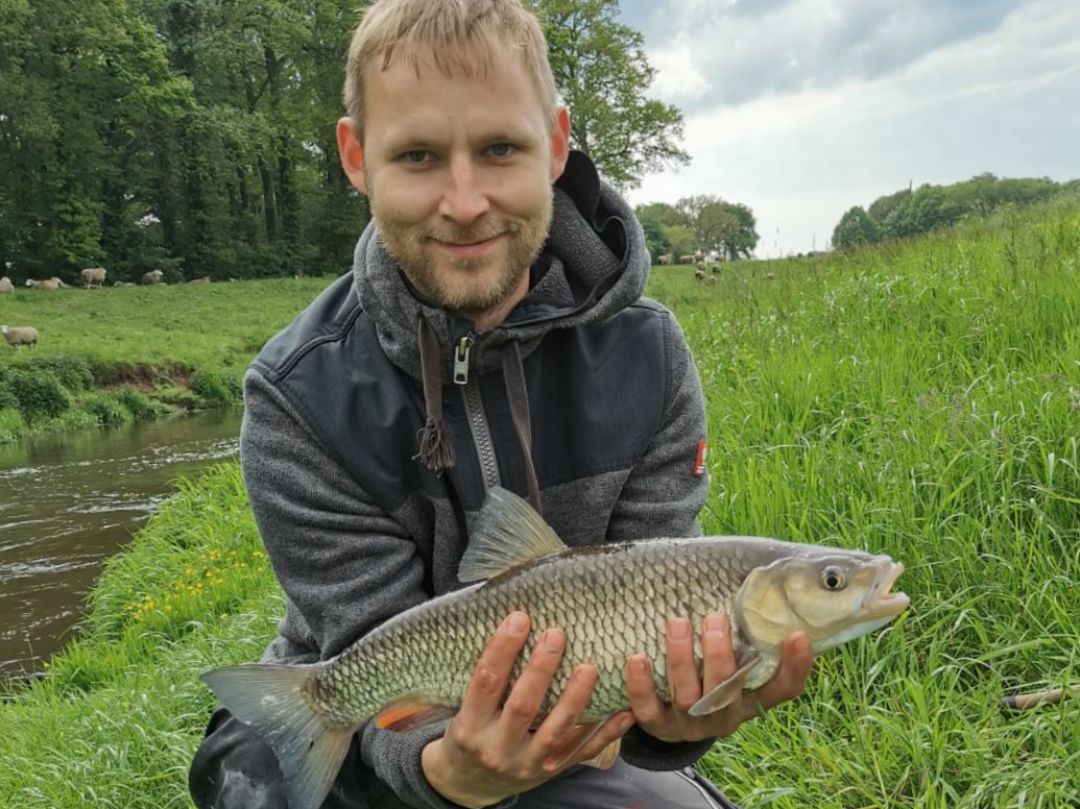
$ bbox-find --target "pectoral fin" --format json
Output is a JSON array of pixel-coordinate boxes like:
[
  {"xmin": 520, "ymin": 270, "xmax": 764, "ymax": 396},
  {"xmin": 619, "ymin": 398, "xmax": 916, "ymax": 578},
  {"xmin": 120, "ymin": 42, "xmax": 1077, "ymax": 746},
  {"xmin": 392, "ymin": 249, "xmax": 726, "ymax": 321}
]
[
  {"xmin": 545, "ymin": 719, "xmax": 618, "ymax": 771},
  {"xmin": 687, "ymin": 649, "xmax": 762, "ymax": 717}
]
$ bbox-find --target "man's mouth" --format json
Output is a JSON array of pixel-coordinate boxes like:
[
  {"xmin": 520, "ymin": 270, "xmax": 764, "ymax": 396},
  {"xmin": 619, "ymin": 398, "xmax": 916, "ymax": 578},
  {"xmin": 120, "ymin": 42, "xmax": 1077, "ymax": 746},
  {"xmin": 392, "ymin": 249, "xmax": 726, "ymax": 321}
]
[{"xmin": 433, "ymin": 234, "xmax": 504, "ymax": 258}]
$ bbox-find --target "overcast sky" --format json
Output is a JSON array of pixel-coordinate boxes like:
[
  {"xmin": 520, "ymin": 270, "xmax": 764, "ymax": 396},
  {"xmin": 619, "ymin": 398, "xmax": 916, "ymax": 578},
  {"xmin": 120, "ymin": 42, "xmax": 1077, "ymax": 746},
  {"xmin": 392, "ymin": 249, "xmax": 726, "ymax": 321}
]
[{"xmin": 616, "ymin": 0, "xmax": 1080, "ymax": 256}]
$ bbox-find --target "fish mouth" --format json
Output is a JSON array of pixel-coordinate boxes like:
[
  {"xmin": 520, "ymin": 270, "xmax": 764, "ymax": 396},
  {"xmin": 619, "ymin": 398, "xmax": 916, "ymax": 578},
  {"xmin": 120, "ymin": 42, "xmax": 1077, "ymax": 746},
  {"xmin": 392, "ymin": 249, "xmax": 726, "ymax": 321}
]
[{"xmin": 862, "ymin": 560, "xmax": 910, "ymax": 618}]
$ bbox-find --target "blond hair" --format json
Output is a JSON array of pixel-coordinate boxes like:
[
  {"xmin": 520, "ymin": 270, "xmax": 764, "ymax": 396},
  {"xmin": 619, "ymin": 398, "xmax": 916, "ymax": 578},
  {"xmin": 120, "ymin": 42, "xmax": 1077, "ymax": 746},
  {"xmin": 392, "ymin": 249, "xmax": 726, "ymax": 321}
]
[{"xmin": 344, "ymin": 0, "xmax": 559, "ymax": 137}]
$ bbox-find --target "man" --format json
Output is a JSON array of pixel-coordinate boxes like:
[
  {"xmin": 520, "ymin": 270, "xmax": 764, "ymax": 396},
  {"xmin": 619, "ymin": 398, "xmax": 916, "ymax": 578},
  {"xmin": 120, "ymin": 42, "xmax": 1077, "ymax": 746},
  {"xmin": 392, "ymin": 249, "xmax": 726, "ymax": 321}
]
[{"xmin": 189, "ymin": 0, "xmax": 812, "ymax": 807}]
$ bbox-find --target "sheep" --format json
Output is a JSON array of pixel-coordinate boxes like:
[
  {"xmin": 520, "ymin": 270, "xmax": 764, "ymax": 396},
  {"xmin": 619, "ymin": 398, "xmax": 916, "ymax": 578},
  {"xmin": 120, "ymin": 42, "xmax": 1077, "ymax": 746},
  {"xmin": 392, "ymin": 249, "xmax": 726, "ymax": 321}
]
[
  {"xmin": 112, "ymin": 280, "xmax": 136, "ymax": 287},
  {"xmin": 26, "ymin": 278, "xmax": 60, "ymax": 291},
  {"xmin": 0, "ymin": 277, "xmax": 13, "ymax": 294},
  {"xmin": 711, "ymin": 264, "xmax": 721, "ymax": 274},
  {"xmin": 80, "ymin": 267, "xmax": 107, "ymax": 288},
  {"xmin": 694, "ymin": 269, "xmax": 706, "ymax": 281},
  {"xmin": 187, "ymin": 276, "xmax": 211, "ymax": 284},
  {"xmin": 705, "ymin": 276, "xmax": 718, "ymax": 285},
  {"xmin": 142, "ymin": 269, "xmax": 164, "ymax": 285},
  {"xmin": 678, "ymin": 254, "xmax": 696, "ymax": 265},
  {"xmin": 657, "ymin": 254, "xmax": 673, "ymax": 265},
  {"xmin": 2, "ymin": 325, "xmax": 39, "ymax": 349}
]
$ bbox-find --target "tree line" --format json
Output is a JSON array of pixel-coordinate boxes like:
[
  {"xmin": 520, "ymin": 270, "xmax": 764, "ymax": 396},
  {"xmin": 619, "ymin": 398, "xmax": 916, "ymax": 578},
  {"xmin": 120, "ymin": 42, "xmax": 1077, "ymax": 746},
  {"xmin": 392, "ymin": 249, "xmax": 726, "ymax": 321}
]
[
  {"xmin": 0, "ymin": 0, "xmax": 687, "ymax": 284},
  {"xmin": 636, "ymin": 196, "xmax": 759, "ymax": 263},
  {"xmin": 832, "ymin": 173, "xmax": 1080, "ymax": 251}
]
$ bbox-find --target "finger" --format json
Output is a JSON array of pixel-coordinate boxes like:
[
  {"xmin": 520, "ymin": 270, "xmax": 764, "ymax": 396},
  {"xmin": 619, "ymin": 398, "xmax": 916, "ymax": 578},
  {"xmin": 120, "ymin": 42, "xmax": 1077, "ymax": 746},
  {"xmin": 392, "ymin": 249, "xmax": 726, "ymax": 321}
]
[
  {"xmin": 497, "ymin": 627, "xmax": 566, "ymax": 739},
  {"xmin": 458, "ymin": 611, "xmax": 531, "ymax": 730},
  {"xmin": 531, "ymin": 663, "xmax": 598, "ymax": 757},
  {"xmin": 550, "ymin": 711, "xmax": 635, "ymax": 774},
  {"xmin": 701, "ymin": 613, "xmax": 735, "ymax": 692},
  {"xmin": 665, "ymin": 617, "xmax": 701, "ymax": 712},
  {"xmin": 749, "ymin": 631, "xmax": 813, "ymax": 713},
  {"xmin": 625, "ymin": 653, "xmax": 668, "ymax": 726}
]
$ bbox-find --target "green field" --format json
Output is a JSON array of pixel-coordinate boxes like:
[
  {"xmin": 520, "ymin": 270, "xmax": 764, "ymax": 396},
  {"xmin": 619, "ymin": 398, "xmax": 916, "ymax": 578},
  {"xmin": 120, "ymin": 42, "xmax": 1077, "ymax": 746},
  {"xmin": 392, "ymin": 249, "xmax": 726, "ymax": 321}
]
[
  {"xmin": 0, "ymin": 276, "xmax": 339, "ymax": 441},
  {"xmin": 1, "ymin": 200, "xmax": 1078, "ymax": 807}
]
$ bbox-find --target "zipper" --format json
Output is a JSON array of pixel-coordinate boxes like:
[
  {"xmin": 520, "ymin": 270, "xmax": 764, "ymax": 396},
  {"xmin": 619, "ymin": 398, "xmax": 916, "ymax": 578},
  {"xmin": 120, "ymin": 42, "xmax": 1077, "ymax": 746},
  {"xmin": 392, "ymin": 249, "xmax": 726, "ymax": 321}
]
[
  {"xmin": 453, "ymin": 331, "xmax": 500, "ymax": 489},
  {"xmin": 453, "ymin": 333, "xmax": 474, "ymax": 385}
]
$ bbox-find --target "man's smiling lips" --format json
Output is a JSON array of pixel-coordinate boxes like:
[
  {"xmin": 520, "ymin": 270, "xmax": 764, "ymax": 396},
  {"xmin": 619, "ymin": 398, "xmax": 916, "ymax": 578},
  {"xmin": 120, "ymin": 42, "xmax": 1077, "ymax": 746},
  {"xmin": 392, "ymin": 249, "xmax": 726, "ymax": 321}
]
[{"xmin": 431, "ymin": 234, "xmax": 504, "ymax": 258}]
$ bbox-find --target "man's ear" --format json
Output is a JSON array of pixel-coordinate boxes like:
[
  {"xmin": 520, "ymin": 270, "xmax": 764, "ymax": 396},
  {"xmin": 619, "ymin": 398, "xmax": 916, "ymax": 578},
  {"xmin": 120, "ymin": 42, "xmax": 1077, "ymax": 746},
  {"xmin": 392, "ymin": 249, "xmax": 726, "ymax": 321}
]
[
  {"xmin": 337, "ymin": 117, "xmax": 368, "ymax": 195},
  {"xmin": 549, "ymin": 107, "xmax": 571, "ymax": 182}
]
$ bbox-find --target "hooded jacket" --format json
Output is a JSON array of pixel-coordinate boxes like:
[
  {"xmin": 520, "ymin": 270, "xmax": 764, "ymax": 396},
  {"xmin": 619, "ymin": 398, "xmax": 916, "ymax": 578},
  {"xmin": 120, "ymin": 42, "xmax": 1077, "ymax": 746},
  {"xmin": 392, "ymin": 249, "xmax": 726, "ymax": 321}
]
[{"xmin": 240, "ymin": 152, "xmax": 712, "ymax": 809}]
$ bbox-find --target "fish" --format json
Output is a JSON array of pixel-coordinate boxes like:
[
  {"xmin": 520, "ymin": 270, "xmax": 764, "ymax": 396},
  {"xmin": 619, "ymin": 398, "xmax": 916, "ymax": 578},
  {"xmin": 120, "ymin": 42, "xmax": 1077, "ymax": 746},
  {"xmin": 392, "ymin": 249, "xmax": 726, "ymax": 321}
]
[{"xmin": 201, "ymin": 486, "xmax": 909, "ymax": 809}]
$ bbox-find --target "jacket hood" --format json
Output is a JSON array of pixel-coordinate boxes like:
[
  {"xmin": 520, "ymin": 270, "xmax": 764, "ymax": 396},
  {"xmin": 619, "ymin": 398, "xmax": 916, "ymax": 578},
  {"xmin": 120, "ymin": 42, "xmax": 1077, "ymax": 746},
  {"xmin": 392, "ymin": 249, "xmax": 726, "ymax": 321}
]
[{"xmin": 353, "ymin": 150, "xmax": 650, "ymax": 383}]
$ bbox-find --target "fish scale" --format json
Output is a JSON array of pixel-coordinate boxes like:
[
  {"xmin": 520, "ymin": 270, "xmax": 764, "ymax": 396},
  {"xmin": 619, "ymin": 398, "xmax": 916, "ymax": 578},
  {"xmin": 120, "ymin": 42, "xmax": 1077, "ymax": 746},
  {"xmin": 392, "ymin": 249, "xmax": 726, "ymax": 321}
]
[{"xmin": 315, "ymin": 536, "xmax": 781, "ymax": 725}]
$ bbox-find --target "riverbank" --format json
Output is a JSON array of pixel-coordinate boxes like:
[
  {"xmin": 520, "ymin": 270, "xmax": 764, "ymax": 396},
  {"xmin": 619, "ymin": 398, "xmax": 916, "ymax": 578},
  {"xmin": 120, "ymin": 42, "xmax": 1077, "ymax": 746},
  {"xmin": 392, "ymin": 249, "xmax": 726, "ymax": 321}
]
[
  {"xmin": 2, "ymin": 200, "xmax": 1079, "ymax": 806},
  {"xmin": 0, "ymin": 275, "xmax": 338, "ymax": 442}
]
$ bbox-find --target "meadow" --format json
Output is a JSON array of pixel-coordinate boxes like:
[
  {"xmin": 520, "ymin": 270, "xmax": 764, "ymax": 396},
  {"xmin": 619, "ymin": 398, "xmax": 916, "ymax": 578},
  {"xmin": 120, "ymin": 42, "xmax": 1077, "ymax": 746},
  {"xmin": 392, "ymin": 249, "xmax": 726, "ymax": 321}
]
[
  {"xmin": 1, "ymin": 199, "xmax": 1078, "ymax": 807},
  {"xmin": 0, "ymin": 276, "xmax": 337, "ymax": 441}
]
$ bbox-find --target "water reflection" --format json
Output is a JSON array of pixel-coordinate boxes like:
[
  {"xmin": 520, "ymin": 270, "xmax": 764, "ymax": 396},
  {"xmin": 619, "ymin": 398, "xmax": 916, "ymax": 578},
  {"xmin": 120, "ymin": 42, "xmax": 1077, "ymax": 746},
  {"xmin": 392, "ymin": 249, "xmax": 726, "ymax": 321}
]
[{"xmin": 0, "ymin": 410, "xmax": 243, "ymax": 677}]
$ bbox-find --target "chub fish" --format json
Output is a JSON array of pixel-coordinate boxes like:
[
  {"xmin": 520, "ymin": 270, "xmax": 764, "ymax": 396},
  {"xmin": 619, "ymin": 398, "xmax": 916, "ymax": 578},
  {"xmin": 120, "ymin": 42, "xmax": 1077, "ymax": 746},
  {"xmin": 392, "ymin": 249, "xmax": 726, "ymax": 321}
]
[{"xmin": 201, "ymin": 487, "xmax": 909, "ymax": 809}]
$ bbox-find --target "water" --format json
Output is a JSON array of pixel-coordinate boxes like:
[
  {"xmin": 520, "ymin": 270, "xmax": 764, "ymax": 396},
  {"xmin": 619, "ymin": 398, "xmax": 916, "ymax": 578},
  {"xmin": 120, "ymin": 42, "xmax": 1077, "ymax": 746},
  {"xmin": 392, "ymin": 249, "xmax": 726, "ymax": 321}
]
[{"xmin": 0, "ymin": 410, "xmax": 243, "ymax": 678}]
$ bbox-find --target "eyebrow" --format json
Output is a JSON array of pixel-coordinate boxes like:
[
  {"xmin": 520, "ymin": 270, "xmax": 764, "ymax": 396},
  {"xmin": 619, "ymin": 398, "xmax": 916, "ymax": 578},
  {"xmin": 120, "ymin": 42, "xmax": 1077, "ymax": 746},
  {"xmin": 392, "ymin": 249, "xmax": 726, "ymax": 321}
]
[{"xmin": 383, "ymin": 127, "xmax": 538, "ymax": 155}]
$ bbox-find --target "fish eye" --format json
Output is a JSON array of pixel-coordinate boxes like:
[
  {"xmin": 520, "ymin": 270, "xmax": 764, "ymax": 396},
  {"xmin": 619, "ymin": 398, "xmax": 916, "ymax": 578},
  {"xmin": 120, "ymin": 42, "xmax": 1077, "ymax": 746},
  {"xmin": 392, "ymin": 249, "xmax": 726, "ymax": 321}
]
[{"xmin": 821, "ymin": 566, "xmax": 846, "ymax": 591}]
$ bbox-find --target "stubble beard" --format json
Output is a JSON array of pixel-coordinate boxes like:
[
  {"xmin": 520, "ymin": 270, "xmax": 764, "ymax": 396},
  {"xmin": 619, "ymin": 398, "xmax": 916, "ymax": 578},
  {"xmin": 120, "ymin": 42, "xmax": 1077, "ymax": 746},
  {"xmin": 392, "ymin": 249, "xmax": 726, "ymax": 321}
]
[{"xmin": 371, "ymin": 188, "xmax": 553, "ymax": 317}]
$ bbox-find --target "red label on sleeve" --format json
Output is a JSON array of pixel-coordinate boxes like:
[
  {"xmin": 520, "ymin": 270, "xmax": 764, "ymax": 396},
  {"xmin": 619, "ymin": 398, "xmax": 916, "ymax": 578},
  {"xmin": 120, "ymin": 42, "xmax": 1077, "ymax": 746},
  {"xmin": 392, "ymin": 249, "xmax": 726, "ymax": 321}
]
[{"xmin": 693, "ymin": 439, "xmax": 708, "ymax": 477}]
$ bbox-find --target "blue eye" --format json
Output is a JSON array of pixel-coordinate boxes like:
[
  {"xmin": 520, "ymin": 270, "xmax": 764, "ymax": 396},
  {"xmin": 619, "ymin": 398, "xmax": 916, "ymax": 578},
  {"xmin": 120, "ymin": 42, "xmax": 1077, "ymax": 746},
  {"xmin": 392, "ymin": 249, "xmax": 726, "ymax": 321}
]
[{"xmin": 488, "ymin": 144, "xmax": 514, "ymax": 158}]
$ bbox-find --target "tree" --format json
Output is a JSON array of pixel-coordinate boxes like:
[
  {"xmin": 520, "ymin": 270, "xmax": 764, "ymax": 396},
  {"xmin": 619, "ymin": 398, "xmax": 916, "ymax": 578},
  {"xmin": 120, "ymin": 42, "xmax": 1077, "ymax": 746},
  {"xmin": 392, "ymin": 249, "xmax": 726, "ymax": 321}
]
[
  {"xmin": 533, "ymin": 0, "xmax": 689, "ymax": 189},
  {"xmin": 673, "ymin": 195, "xmax": 758, "ymax": 259},
  {"xmin": 831, "ymin": 206, "xmax": 882, "ymax": 251}
]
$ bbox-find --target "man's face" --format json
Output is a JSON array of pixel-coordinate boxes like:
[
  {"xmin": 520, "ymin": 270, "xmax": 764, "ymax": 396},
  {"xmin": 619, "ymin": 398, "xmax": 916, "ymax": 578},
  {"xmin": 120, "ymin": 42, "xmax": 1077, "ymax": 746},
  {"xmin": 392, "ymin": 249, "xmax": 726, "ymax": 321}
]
[{"xmin": 345, "ymin": 49, "xmax": 569, "ymax": 323}]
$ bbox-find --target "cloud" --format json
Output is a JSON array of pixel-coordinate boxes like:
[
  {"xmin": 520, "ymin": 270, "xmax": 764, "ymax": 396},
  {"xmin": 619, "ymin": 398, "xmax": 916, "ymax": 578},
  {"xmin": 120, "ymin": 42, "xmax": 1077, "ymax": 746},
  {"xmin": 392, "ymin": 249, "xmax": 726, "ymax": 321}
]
[
  {"xmin": 623, "ymin": 0, "xmax": 1080, "ymax": 254},
  {"xmin": 630, "ymin": 0, "xmax": 1022, "ymax": 111}
]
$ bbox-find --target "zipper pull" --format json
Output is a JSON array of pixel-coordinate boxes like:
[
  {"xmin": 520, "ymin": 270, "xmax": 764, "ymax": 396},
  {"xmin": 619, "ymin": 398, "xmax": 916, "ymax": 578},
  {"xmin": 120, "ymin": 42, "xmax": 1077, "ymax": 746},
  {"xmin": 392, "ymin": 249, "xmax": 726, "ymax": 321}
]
[{"xmin": 453, "ymin": 334, "xmax": 474, "ymax": 385}]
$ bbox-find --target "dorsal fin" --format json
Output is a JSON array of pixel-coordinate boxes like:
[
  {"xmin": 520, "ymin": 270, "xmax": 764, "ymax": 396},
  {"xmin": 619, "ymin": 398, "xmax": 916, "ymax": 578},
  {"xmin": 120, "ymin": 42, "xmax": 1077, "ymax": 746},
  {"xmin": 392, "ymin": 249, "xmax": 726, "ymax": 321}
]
[{"xmin": 458, "ymin": 486, "xmax": 567, "ymax": 583}]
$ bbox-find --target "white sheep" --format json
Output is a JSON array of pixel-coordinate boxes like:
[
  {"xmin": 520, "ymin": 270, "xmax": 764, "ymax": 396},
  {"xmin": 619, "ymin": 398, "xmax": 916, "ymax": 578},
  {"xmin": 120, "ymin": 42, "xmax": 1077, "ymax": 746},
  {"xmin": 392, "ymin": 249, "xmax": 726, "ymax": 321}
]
[
  {"xmin": 694, "ymin": 269, "xmax": 706, "ymax": 281},
  {"xmin": 80, "ymin": 267, "xmax": 107, "ymax": 288},
  {"xmin": 2, "ymin": 325, "xmax": 39, "ymax": 349},
  {"xmin": 142, "ymin": 269, "xmax": 164, "ymax": 285},
  {"xmin": 0, "ymin": 277, "xmax": 13, "ymax": 294},
  {"xmin": 25, "ymin": 278, "xmax": 60, "ymax": 291}
]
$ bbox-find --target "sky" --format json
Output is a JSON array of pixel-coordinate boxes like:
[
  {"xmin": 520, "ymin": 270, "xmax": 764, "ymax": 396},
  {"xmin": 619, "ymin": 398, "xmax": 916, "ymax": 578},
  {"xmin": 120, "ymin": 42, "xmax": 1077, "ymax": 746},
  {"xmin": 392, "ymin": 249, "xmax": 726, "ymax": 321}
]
[{"xmin": 616, "ymin": 0, "xmax": 1080, "ymax": 257}]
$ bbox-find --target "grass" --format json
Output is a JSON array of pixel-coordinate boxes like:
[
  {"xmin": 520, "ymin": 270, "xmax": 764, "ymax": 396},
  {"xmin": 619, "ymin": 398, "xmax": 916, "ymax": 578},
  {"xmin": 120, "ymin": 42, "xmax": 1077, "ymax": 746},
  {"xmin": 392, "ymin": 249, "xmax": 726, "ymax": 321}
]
[
  {"xmin": 1, "ymin": 200, "xmax": 1079, "ymax": 806},
  {"xmin": 0, "ymin": 276, "xmax": 339, "ymax": 441}
]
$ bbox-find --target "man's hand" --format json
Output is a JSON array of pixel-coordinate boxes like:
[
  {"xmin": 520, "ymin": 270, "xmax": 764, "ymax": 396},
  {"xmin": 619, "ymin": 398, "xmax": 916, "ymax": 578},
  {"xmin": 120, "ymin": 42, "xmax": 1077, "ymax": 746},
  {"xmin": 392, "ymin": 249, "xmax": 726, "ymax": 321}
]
[
  {"xmin": 625, "ymin": 613, "xmax": 813, "ymax": 743},
  {"xmin": 421, "ymin": 611, "xmax": 634, "ymax": 809}
]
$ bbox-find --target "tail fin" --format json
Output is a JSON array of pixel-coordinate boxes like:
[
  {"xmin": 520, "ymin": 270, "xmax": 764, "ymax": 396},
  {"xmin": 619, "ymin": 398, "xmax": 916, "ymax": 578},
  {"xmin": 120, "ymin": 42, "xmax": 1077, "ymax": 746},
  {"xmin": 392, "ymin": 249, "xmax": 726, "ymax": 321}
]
[{"xmin": 201, "ymin": 663, "xmax": 354, "ymax": 809}]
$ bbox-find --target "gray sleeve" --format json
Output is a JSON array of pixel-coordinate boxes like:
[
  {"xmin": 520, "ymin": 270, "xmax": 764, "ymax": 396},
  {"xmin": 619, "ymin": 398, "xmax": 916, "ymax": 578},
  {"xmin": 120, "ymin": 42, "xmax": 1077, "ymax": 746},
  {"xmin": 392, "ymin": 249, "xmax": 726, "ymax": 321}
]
[
  {"xmin": 604, "ymin": 310, "xmax": 717, "ymax": 770},
  {"xmin": 241, "ymin": 369, "xmax": 495, "ymax": 809}
]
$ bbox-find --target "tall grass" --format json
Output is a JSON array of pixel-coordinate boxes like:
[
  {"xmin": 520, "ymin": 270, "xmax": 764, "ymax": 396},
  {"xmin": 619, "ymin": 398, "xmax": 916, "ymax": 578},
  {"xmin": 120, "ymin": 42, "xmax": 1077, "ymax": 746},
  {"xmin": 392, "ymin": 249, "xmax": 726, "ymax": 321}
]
[{"xmin": 1, "ymin": 201, "xmax": 1078, "ymax": 806}]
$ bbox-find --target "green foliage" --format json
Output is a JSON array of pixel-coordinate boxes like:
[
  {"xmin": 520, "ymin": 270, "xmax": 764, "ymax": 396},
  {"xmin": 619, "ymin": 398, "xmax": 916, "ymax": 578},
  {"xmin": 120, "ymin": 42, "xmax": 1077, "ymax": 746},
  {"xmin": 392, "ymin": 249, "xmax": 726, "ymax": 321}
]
[
  {"xmin": 0, "ymin": 407, "xmax": 22, "ymax": 442},
  {"xmin": 4, "ymin": 368, "xmax": 70, "ymax": 421},
  {"xmin": 533, "ymin": 0, "xmax": 688, "ymax": 189},
  {"xmin": 81, "ymin": 392, "xmax": 130, "ymax": 427},
  {"xmin": 832, "ymin": 205, "xmax": 882, "ymax": 250},
  {"xmin": 191, "ymin": 369, "xmax": 242, "ymax": 407},
  {"xmin": 31, "ymin": 354, "xmax": 94, "ymax": 391},
  {"xmin": 670, "ymin": 195, "xmax": 760, "ymax": 259},
  {"xmin": 115, "ymin": 387, "xmax": 171, "ymax": 420},
  {"xmin": 838, "ymin": 174, "xmax": 1078, "ymax": 248}
]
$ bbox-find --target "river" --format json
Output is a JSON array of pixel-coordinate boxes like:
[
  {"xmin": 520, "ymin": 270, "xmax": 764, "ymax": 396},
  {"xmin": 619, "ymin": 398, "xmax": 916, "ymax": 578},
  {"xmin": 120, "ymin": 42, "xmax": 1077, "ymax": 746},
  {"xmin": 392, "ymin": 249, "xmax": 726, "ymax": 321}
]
[{"xmin": 0, "ymin": 409, "xmax": 243, "ymax": 679}]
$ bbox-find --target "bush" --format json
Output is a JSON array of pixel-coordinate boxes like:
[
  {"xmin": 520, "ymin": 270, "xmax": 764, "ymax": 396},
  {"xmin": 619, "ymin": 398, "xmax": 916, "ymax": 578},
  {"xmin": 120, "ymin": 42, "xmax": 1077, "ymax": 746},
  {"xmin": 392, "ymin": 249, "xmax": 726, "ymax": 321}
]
[
  {"xmin": 115, "ymin": 388, "xmax": 171, "ymax": 420},
  {"xmin": 32, "ymin": 355, "xmax": 94, "ymax": 391},
  {"xmin": 190, "ymin": 369, "xmax": 242, "ymax": 407},
  {"xmin": 6, "ymin": 369, "xmax": 71, "ymax": 421},
  {"xmin": 0, "ymin": 407, "xmax": 22, "ymax": 443},
  {"xmin": 82, "ymin": 393, "xmax": 129, "ymax": 427}
]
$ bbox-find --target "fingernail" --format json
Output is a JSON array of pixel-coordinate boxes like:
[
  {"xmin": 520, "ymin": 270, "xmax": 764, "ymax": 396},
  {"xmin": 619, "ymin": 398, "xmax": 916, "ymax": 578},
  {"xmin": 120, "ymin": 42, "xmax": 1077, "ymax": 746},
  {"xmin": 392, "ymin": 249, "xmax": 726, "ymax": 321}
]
[
  {"xmin": 544, "ymin": 628, "xmax": 564, "ymax": 652},
  {"xmin": 506, "ymin": 612, "xmax": 528, "ymax": 634},
  {"xmin": 794, "ymin": 633, "xmax": 812, "ymax": 656},
  {"xmin": 670, "ymin": 619, "xmax": 690, "ymax": 640},
  {"xmin": 705, "ymin": 614, "xmax": 726, "ymax": 636},
  {"xmin": 633, "ymin": 656, "xmax": 649, "ymax": 675},
  {"xmin": 619, "ymin": 714, "xmax": 635, "ymax": 733}
]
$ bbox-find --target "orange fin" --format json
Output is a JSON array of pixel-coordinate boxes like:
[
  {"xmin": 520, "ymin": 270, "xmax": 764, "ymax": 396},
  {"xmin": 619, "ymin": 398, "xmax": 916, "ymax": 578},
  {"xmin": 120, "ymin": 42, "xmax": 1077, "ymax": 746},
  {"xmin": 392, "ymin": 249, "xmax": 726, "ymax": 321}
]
[{"xmin": 374, "ymin": 700, "xmax": 455, "ymax": 732}]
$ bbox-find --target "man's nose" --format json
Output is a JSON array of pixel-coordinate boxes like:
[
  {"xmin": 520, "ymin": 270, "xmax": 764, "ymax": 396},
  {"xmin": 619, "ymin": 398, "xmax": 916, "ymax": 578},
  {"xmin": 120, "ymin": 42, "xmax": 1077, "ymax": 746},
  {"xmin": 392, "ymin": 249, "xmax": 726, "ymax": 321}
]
[{"xmin": 438, "ymin": 156, "xmax": 491, "ymax": 223}]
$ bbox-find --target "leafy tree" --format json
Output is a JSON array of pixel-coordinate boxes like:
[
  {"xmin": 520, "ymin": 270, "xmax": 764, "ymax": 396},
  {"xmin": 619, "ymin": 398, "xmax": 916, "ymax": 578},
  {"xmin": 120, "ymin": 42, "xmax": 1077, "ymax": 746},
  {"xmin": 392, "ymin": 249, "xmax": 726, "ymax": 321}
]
[
  {"xmin": 663, "ymin": 224, "xmax": 696, "ymax": 260},
  {"xmin": 635, "ymin": 206, "xmax": 672, "ymax": 263},
  {"xmin": 534, "ymin": 0, "xmax": 689, "ymax": 189},
  {"xmin": 831, "ymin": 206, "xmax": 882, "ymax": 251},
  {"xmin": 673, "ymin": 195, "xmax": 758, "ymax": 259}
]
